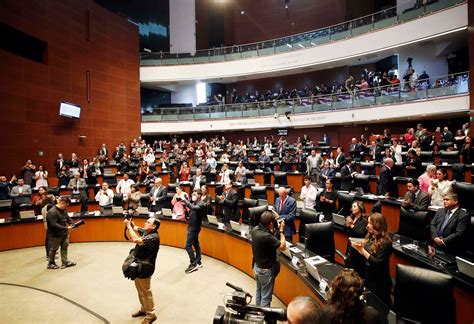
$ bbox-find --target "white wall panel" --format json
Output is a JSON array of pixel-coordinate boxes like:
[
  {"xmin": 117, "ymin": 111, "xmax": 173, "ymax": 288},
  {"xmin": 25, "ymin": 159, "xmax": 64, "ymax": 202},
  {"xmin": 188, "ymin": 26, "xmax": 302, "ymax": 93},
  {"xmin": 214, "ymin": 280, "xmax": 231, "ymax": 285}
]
[
  {"xmin": 169, "ymin": 0, "xmax": 196, "ymax": 54},
  {"xmin": 141, "ymin": 4, "xmax": 467, "ymax": 84},
  {"xmin": 142, "ymin": 95, "xmax": 469, "ymax": 134}
]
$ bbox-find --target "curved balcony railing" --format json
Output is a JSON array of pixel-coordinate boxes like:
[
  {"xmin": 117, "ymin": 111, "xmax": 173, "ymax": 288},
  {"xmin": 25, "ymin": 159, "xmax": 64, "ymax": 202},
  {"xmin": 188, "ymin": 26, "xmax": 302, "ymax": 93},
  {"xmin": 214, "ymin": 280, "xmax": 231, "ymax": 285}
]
[
  {"xmin": 141, "ymin": 73, "xmax": 469, "ymax": 122},
  {"xmin": 141, "ymin": 0, "xmax": 465, "ymax": 67}
]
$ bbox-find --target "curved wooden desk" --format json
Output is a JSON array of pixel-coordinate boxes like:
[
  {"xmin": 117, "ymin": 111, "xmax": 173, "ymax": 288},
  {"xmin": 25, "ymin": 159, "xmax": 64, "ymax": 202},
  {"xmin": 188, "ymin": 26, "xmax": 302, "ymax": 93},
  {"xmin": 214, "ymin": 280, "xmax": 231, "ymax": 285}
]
[{"xmin": 0, "ymin": 217, "xmax": 317, "ymax": 307}]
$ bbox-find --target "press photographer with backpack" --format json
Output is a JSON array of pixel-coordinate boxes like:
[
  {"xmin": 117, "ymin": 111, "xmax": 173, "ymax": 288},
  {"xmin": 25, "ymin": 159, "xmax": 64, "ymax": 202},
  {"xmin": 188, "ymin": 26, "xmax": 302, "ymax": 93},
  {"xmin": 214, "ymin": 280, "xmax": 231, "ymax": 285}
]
[{"xmin": 123, "ymin": 217, "xmax": 161, "ymax": 324}]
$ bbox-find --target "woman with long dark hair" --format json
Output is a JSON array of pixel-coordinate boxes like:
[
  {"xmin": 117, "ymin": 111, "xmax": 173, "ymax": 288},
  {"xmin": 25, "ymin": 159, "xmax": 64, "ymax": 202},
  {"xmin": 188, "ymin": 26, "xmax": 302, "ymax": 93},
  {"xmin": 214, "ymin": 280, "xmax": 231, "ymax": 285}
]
[
  {"xmin": 321, "ymin": 269, "xmax": 381, "ymax": 324},
  {"xmin": 351, "ymin": 213, "xmax": 393, "ymax": 305},
  {"xmin": 344, "ymin": 201, "xmax": 368, "ymax": 278}
]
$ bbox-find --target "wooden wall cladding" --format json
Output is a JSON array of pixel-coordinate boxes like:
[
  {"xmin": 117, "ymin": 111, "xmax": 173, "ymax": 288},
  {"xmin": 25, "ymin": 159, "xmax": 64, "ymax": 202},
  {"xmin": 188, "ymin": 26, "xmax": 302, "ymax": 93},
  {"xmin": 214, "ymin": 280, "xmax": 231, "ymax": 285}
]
[{"xmin": 0, "ymin": 0, "xmax": 140, "ymax": 176}]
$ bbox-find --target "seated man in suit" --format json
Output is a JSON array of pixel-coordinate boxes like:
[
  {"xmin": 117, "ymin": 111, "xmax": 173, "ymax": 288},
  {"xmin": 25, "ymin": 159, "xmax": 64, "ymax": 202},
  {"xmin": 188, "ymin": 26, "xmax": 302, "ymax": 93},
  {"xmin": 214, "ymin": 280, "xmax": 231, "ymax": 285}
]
[
  {"xmin": 430, "ymin": 193, "xmax": 470, "ymax": 254},
  {"xmin": 217, "ymin": 180, "xmax": 239, "ymax": 223},
  {"xmin": 149, "ymin": 178, "xmax": 167, "ymax": 212},
  {"xmin": 402, "ymin": 179, "xmax": 429, "ymax": 211},
  {"xmin": 274, "ymin": 186, "xmax": 297, "ymax": 241},
  {"xmin": 67, "ymin": 172, "xmax": 88, "ymax": 212},
  {"xmin": 377, "ymin": 158, "xmax": 397, "ymax": 198},
  {"xmin": 191, "ymin": 168, "xmax": 207, "ymax": 191}
]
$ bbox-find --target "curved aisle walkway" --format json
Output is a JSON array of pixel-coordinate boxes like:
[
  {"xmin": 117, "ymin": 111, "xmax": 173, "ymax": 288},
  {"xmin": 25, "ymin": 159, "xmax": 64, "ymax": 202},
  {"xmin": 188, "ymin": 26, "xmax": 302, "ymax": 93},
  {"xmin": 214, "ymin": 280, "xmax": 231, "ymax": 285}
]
[{"xmin": 0, "ymin": 242, "xmax": 283, "ymax": 323}]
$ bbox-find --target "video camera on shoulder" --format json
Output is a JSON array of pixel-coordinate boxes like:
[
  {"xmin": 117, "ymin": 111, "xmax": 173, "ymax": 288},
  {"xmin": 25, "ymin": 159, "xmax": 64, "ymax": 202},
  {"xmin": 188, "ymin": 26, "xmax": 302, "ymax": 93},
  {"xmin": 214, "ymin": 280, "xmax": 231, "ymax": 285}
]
[{"xmin": 213, "ymin": 282, "xmax": 286, "ymax": 324}]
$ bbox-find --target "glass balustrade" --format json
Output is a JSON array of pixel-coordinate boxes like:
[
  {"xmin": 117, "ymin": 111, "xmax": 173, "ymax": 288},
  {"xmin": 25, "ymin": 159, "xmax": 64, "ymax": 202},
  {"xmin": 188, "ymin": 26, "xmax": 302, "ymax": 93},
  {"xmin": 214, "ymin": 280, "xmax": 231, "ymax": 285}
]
[
  {"xmin": 141, "ymin": 73, "xmax": 469, "ymax": 122},
  {"xmin": 141, "ymin": 0, "xmax": 465, "ymax": 67}
]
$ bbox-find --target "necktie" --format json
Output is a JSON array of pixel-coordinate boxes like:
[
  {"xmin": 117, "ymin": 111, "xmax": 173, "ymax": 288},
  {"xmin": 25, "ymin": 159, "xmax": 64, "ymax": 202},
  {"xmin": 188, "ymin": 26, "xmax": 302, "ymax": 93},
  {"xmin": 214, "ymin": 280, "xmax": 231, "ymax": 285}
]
[
  {"xmin": 279, "ymin": 198, "xmax": 285, "ymax": 212},
  {"xmin": 438, "ymin": 210, "xmax": 452, "ymax": 237}
]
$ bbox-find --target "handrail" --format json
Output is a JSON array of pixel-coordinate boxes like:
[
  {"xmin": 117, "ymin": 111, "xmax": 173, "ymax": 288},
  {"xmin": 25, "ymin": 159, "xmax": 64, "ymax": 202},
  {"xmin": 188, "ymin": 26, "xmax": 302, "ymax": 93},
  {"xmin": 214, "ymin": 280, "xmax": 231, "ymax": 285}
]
[
  {"xmin": 140, "ymin": 0, "xmax": 465, "ymax": 66},
  {"xmin": 141, "ymin": 72, "xmax": 469, "ymax": 122}
]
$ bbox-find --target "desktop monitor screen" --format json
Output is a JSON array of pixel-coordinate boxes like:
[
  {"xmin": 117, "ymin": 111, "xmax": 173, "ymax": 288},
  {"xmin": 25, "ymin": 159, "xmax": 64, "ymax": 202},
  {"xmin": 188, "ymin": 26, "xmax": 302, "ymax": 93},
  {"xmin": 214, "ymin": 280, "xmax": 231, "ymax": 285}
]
[{"xmin": 59, "ymin": 101, "xmax": 81, "ymax": 119}]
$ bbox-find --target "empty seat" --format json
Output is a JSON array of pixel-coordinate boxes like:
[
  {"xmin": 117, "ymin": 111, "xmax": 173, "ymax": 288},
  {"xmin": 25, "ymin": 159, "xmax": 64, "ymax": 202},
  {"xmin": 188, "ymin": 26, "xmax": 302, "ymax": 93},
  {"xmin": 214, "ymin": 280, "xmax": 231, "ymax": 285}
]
[
  {"xmin": 305, "ymin": 222, "xmax": 335, "ymax": 262},
  {"xmin": 353, "ymin": 174, "xmax": 370, "ymax": 194},
  {"xmin": 47, "ymin": 187, "xmax": 60, "ymax": 196},
  {"xmin": 451, "ymin": 163, "xmax": 465, "ymax": 182},
  {"xmin": 394, "ymin": 264, "xmax": 455, "ymax": 324},
  {"xmin": 452, "ymin": 182, "xmax": 474, "ymax": 215},
  {"xmin": 250, "ymin": 186, "xmax": 267, "ymax": 200},
  {"xmin": 359, "ymin": 161, "xmax": 375, "ymax": 175},
  {"xmin": 103, "ymin": 175, "xmax": 117, "ymax": 186},
  {"xmin": 398, "ymin": 207, "xmax": 430, "ymax": 242},
  {"xmin": 298, "ymin": 209, "xmax": 319, "ymax": 243},
  {"xmin": 337, "ymin": 192, "xmax": 354, "ymax": 216},
  {"xmin": 139, "ymin": 194, "xmax": 151, "ymax": 208},
  {"xmin": 273, "ymin": 172, "xmax": 288, "ymax": 186},
  {"xmin": 113, "ymin": 193, "xmax": 123, "ymax": 206},
  {"xmin": 439, "ymin": 151, "xmax": 459, "ymax": 165},
  {"xmin": 241, "ymin": 198, "xmax": 258, "ymax": 224},
  {"xmin": 248, "ymin": 205, "xmax": 269, "ymax": 226},
  {"xmin": 419, "ymin": 151, "xmax": 434, "ymax": 163}
]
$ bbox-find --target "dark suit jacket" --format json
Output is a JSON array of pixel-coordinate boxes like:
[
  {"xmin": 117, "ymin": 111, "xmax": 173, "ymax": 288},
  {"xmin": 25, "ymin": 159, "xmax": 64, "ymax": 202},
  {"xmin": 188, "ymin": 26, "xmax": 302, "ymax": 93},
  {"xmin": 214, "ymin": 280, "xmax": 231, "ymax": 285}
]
[
  {"xmin": 218, "ymin": 189, "xmax": 239, "ymax": 223},
  {"xmin": 319, "ymin": 167, "xmax": 335, "ymax": 184},
  {"xmin": 340, "ymin": 165, "xmax": 353, "ymax": 191},
  {"xmin": 377, "ymin": 166, "xmax": 396, "ymax": 197},
  {"xmin": 191, "ymin": 175, "xmax": 207, "ymax": 191},
  {"xmin": 274, "ymin": 196, "xmax": 297, "ymax": 237},
  {"xmin": 364, "ymin": 239, "xmax": 393, "ymax": 305},
  {"xmin": 403, "ymin": 190, "xmax": 430, "ymax": 211},
  {"xmin": 149, "ymin": 185, "xmax": 168, "ymax": 212},
  {"xmin": 430, "ymin": 207, "xmax": 470, "ymax": 253}
]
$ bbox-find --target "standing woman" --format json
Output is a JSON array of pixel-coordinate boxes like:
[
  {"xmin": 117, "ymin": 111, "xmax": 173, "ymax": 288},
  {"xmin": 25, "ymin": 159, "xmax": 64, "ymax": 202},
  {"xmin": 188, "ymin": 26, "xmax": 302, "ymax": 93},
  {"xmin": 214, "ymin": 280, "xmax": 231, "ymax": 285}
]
[
  {"xmin": 317, "ymin": 179, "xmax": 337, "ymax": 221},
  {"xmin": 351, "ymin": 213, "xmax": 393, "ymax": 305},
  {"xmin": 34, "ymin": 165, "xmax": 49, "ymax": 188},
  {"xmin": 179, "ymin": 161, "xmax": 191, "ymax": 182},
  {"xmin": 428, "ymin": 168, "xmax": 452, "ymax": 207},
  {"xmin": 344, "ymin": 201, "xmax": 368, "ymax": 278},
  {"xmin": 460, "ymin": 136, "xmax": 474, "ymax": 164}
]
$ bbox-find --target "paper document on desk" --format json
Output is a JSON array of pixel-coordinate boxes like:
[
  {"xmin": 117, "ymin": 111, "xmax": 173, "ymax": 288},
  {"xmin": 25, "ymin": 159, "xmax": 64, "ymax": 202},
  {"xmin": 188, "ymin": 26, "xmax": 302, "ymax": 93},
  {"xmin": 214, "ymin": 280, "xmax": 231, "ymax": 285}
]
[
  {"xmin": 305, "ymin": 255, "xmax": 328, "ymax": 267},
  {"xmin": 402, "ymin": 243, "xmax": 419, "ymax": 250},
  {"xmin": 289, "ymin": 246, "xmax": 302, "ymax": 254}
]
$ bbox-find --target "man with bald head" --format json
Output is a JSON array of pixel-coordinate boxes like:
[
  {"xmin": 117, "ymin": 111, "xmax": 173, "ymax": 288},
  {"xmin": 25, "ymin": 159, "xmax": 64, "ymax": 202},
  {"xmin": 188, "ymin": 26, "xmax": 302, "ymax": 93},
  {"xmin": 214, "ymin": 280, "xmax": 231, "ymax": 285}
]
[
  {"xmin": 149, "ymin": 178, "xmax": 167, "ymax": 213},
  {"xmin": 274, "ymin": 186, "xmax": 297, "ymax": 241},
  {"xmin": 286, "ymin": 296, "xmax": 322, "ymax": 324},
  {"xmin": 378, "ymin": 158, "xmax": 397, "ymax": 198}
]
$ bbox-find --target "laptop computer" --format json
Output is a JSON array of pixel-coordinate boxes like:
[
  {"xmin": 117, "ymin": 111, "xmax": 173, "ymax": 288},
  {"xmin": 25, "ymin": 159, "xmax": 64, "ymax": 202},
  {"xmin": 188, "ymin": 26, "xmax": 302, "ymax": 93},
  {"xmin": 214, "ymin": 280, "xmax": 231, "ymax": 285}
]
[
  {"xmin": 456, "ymin": 256, "xmax": 474, "ymax": 278},
  {"xmin": 0, "ymin": 199, "xmax": 12, "ymax": 208},
  {"xmin": 162, "ymin": 208, "xmax": 173, "ymax": 217},
  {"xmin": 137, "ymin": 207, "xmax": 149, "ymax": 215},
  {"xmin": 303, "ymin": 256, "xmax": 328, "ymax": 283},
  {"xmin": 207, "ymin": 215, "xmax": 225, "ymax": 229},
  {"xmin": 247, "ymin": 179, "xmax": 256, "ymax": 185},
  {"xmin": 112, "ymin": 206, "xmax": 123, "ymax": 215},
  {"xmin": 332, "ymin": 213, "xmax": 346, "ymax": 226},
  {"xmin": 229, "ymin": 220, "xmax": 241, "ymax": 233},
  {"xmin": 19, "ymin": 210, "xmax": 35, "ymax": 220}
]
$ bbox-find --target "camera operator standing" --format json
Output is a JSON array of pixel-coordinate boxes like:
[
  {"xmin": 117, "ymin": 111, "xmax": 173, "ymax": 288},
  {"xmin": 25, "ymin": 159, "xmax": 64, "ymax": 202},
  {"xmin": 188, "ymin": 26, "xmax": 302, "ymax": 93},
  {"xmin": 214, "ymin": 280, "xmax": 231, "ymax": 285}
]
[
  {"xmin": 251, "ymin": 211, "xmax": 287, "ymax": 307},
  {"xmin": 184, "ymin": 189, "xmax": 206, "ymax": 274},
  {"xmin": 46, "ymin": 196, "xmax": 76, "ymax": 269},
  {"xmin": 123, "ymin": 217, "xmax": 160, "ymax": 324}
]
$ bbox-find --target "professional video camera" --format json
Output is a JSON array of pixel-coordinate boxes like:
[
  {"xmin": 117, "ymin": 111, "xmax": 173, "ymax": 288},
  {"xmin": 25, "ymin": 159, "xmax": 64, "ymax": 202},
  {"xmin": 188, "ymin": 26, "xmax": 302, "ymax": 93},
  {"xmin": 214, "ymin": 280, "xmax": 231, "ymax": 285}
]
[{"xmin": 213, "ymin": 283, "xmax": 286, "ymax": 324}]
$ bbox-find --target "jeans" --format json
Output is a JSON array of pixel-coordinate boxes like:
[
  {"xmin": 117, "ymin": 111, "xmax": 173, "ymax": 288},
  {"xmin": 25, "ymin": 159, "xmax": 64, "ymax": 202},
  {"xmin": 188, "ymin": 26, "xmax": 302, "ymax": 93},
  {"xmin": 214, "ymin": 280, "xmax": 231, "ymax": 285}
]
[
  {"xmin": 48, "ymin": 233, "xmax": 70, "ymax": 265},
  {"xmin": 185, "ymin": 229, "xmax": 201, "ymax": 265},
  {"xmin": 253, "ymin": 264, "xmax": 275, "ymax": 307}
]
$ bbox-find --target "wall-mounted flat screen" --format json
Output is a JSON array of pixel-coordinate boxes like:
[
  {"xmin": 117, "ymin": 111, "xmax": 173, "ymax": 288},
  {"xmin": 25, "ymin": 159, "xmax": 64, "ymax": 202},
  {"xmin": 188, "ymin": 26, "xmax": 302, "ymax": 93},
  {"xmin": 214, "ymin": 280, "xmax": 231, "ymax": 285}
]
[{"xmin": 60, "ymin": 101, "xmax": 81, "ymax": 119}]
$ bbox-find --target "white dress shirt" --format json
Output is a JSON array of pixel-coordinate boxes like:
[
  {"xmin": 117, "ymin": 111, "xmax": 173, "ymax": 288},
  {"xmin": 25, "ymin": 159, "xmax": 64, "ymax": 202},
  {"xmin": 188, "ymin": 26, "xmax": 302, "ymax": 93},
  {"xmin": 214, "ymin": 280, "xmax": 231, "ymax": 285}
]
[{"xmin": 300, "ymin": 184, "xmax": 317, "ymax": 210}]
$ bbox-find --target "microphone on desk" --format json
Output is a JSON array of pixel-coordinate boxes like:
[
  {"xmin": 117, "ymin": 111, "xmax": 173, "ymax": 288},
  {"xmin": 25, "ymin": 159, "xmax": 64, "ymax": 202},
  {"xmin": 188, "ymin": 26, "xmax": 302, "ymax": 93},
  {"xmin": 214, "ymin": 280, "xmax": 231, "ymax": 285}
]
[{"xmin": 226, "ymin": 282, "xmax": 244, "ymax": 292}]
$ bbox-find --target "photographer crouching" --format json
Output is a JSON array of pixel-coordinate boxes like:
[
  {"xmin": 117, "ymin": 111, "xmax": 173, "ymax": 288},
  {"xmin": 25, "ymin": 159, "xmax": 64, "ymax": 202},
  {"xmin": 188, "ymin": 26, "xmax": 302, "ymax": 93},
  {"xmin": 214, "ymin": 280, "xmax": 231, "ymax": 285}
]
[
  {"xmin": 251, "ymin": 211, "xmax": 287, "ymax": 307},
  {"xmin": 123, "ymin": 217, "xmax": 160, "ymax": 324}
]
